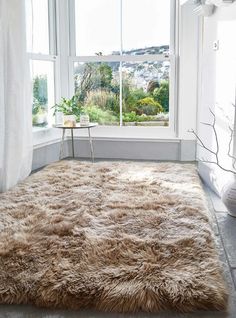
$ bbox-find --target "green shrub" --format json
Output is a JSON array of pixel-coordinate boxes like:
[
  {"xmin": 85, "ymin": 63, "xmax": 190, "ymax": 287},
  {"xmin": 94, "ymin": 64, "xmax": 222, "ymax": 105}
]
[
  {"xmin": 85, "ymin": 90, "xmax": 119, "ymax": 113},
  {"xmin": 135, "ymin": 97, "xmax": 163, "ymax": 115},
  {"xmin": 122, "ymin": 112, "xmax": 154, "ymax": 123},
  {"xmin": 124, "ymin": 89, "xmax": 149, "ymax": 112},
  {"xmin": 122, "ymin": 111, "xmax": 139, "ymax": 123},
  {"xmin": 81, "ymin": 105, "xmax": 118, "ymax": 125},
  {"xmin": 153, "ymin": 81, "xmax": 169, "ymax": 112}
]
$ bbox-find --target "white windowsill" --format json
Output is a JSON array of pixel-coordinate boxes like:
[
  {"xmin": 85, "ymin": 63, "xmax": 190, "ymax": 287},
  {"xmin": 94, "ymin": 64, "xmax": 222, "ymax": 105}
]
[{"xmin": 33, "ymin": 125, "xmax": 180, "ymax": 148}]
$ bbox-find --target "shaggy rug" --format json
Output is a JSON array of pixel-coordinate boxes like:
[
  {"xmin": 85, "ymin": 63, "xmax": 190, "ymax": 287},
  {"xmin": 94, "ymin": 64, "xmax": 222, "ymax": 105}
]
[{"xmin": 0, "ymin": 160, "xmax": 228, "ymax": 313}]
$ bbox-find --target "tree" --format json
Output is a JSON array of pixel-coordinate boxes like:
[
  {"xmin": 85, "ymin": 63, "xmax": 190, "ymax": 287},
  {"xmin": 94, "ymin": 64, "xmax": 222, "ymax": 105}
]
[
  {"xmin": 153, "ymin": 81, "xmax": 169, "ymax": 112},
  {"xmin": 75, "ymin": 62, "xmax": 113, "ymax": 102},
  {"xmin": 33, "ymin": 75, "xmax": 48, "ymax": 106},
  {"xmin": 147, "ymin": 80, "xmax": 160, "ymax": 94},
  {"xmin": 98, "ymin": 63, "xmax": 112, "ymax": 89}
]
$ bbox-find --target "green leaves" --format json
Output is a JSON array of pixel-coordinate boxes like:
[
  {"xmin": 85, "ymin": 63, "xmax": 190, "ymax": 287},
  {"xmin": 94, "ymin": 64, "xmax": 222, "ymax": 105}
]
[{"xmin": 52, "ymin": 95, "xmax": 82, "ymax": 119}]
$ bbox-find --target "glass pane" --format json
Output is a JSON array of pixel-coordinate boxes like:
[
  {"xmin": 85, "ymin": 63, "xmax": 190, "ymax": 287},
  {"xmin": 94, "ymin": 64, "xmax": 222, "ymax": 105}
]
[
  {"xmin": 31, "ymin": 60, "xmax": 55, "ymax": 127},
  {"xmin": 122, "ymin": 0, "xmax": 170, "ymax": 56},
  {"xmin": 25, "ymin": 0, "xmax": 50, "ymax": 54},
  {"xmin": 75, "ymin": 0, "xmax": 120, "ymax": 56},
  {"xmin": 74, "ymin": 62, "xmax": 120, "ymax": 125},
  {"xmin": 122, "ymin": 61, "xmax": 170, "ymax": 126}
]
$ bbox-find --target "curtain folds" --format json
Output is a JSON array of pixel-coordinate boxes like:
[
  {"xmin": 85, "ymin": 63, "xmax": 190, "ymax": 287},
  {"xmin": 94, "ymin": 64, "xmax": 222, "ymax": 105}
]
[{"xmin": 0, "ymin": 0, "xmax": 32, "ymax": 192}]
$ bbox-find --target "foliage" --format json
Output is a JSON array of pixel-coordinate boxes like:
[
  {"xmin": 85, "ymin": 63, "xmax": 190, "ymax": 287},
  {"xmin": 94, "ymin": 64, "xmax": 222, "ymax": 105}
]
[
  {"xmin": 122, "ymin": 112, "xmax": 154, "ymax": 123},
  {"xmin": 136, "ymin": 97, "xmax": 163, "ymax": 115},
  {"xmin": 71, "ymin": 61, "xmax": 170, "ymax": 125},
  {"xmin": 98, "ymin": 64, "xmax": 113, "ymax": 89},
  {"xmin": 81, "ymin": 105, "xmax": 118, "ymax": 125},
  {"xmin": 33, "ymin": 75, "xmax": 48, "ymax": 106},
  {"xmin": 122, "ymin": 111, "xmax": 139, "ymax": 123},
  {"xmin": 75, "ymin": 62, "xmax": 114, "ymax": 103},
  {"xmin": 153, "ymin": 81, "xmax": 169, "ymax": 112},
  {"xmin": 32, "ymin": 98, "xmax": 47, "ymax": 115},
  {"xmin": 32, "ymin": 98, "xmax": 47, "ymax": 126},
  {"xmin": 147, "ymin": 80, "xmax": 160, "ymax": 94},
  {"xmin": 52, "ymin": 96, "xmax": 82, "ymax": 119},
  {"xmin": 123, "ymin": 88, "xmax": 149, "ymax": 112},
  {"xmin": 85, "ymin": 89, "xmax": 119, "ymax": 113}
]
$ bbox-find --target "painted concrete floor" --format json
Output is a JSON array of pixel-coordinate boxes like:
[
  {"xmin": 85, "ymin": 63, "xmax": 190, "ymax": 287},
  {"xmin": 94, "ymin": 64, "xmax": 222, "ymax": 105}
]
[{"xmin": 0, "ymin": 183, "xmax": 236, "ymax": 318}]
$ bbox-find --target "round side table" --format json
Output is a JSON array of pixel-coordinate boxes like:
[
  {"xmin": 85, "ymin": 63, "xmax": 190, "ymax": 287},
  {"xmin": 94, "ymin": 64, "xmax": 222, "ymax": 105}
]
[{"xmin": 54, "ymin": 123, "xmax": 98, "ymax": 162}]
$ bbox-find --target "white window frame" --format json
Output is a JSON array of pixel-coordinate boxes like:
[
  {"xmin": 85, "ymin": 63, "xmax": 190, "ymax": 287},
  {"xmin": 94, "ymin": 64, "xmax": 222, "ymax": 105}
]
[
  {"xmin": 28, "ymin": 0, "xmax": 60, "ymax": 128},
  {"xmin": 66, "ymin": 0, "xmax": 179, "ymax": 138}
]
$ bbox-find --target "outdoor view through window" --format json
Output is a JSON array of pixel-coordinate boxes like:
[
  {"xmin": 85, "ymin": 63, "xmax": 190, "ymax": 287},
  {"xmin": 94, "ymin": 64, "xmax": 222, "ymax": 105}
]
[
  {"xmin": 26, "ymin": 0, "xmax": 172, "ymax": 127},
  {"xmin": 74, "ymin": 0, "xmax": 171, "ymax": 126}
]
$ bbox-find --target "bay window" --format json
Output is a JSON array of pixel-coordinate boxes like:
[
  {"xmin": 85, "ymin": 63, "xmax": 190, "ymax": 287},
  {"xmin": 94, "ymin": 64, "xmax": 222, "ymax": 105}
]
[
  {"xmin": 26, "ymin": 0, "xmax": 178, "ymax": 135},
  {"xmin": 25, "ymin": 0, "xmax": 58, "ymax": 127},
  {"xmin": 70, "ymin": 0, "xmax": 177, "ymax": 129}
]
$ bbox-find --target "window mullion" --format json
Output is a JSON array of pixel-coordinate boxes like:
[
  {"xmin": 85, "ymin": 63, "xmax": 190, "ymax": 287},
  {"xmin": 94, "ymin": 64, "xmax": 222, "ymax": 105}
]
[
  {"xmin": 120, "ymin": 0, "xmax": 123, "ymax": 126},
  {"xmin": 119, "ymin": 62, "xmax": 123, "ymax": 126},
  {"xmin": 69, "ymin": 0, "xmax": 76, "ymax": 56},
  {"xmin": 48, "ymin": 0, "xmax": 56, "ymax": 55}
]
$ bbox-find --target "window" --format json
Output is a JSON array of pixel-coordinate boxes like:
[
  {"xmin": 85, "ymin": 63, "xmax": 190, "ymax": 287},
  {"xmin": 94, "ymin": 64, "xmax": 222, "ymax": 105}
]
[
  {"xmin": 25, "ymin": 0, "xmax": 57, "ymax": 127},
  {"xmin": 30, "ymin": 60, "xmax": 55, "ymax": 126},
  {"xmin": 75, "ymin": 0, "xmax": 120, "ymax": 56},
  {"xmin": 71, "ymin": 0, "xmax": 176, "ymax": 128}
]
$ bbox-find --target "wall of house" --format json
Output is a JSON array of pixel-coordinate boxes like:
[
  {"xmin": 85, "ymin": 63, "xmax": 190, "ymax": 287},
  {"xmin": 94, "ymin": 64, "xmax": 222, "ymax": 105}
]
[
  {"xmin": 197, "ymin": 2, "xmax": 236, "ymax": 195},
  {"xmin": 32, "ymin": 135, "xmax": 195, "ymax": 170}
]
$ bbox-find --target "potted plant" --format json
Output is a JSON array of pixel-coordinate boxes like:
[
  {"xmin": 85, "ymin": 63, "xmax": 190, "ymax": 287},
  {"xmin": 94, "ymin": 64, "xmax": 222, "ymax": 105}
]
[
  {"xmin": 32, "ymin": 99, "xmax": 47, "ymax": 126},
  {"xmin": 52, "ymin": 96, "xmax": 82, "ymax": 127}
]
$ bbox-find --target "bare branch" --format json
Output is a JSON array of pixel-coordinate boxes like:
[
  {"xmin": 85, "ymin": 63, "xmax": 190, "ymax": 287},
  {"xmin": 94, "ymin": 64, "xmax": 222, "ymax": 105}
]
[
  {"xmin": 228, "ymin": 126, "xmax": 236, "ymax": 170},
  {"xmin": 200, "ymin": 122, "xmax": 213, "ymax": 127},
  {"xmin": 188, "ymin": 129, "xmax": 216, "ymax": 155},
  {"xmin": 209, "ymin": 108, "xmax": 220, "ymax": 161},
  {"xmin": 198, "ymin": 158, "xmax": 236, "ymax": 175},
  {"xmin": 188, "ymin": 106, "xmax": 236, "ymax": 175}
]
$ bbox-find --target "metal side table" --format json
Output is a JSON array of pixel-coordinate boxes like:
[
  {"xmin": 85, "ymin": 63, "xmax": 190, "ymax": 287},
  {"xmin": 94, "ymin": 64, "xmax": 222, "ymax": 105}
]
[{"xmin": 54, "ymin": 123, "xmax": 98, "ymax": 162}]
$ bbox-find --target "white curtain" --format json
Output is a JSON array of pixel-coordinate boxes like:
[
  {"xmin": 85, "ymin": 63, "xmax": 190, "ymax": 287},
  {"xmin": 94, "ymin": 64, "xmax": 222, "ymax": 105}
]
[{"xmin": 0, "ymin": 0, "xmax": 33, "ymax": 192}]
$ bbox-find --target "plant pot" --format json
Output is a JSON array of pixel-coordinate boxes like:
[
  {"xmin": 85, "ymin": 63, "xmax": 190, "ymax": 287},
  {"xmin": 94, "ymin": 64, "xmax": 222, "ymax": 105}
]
[
  {"xmin": 80, "ymin": 114, "xmax": 90, "ymax": 126},
  {"xmin": 221, "ymin": 179, "xmax": 236, "ymax": 217},
  {"xmin": 35, "ymin": 113, "xmax": 47, "ymax": 125},
  {"xmin": 63, "ymin": 115, "xmax": 76, "ymax": 127},
  {"xmin": 55, "ymin": 111, "xmax": 63, "ymax": 125}
]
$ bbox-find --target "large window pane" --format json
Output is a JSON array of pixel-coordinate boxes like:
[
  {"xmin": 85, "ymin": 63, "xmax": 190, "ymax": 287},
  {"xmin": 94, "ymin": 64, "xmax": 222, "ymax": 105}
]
[
  {"xmin": 122, "ymin": 0, "xmax": 170, "ymax": 56},
  {"xmin": 31, "ymin": 60, "xmax": 55, "ymax": 126},
  {"xmin": 122, "ymin": 61, "xmax": 170, "ymax": 126},
  {"xmin": 74, "ymin": 62, "xmax": 120, "ymax": 125},
  {"xmin": 75, "ymin": 0, "xmax": 120, "ymax": 56},
  {"xmin": 25, "ymin": 0, "xmax": 50, "ymax": 54}
]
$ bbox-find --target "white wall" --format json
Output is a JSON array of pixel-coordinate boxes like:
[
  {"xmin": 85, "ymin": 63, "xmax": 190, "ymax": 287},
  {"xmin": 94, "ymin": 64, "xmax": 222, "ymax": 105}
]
[
  {"xmin": 178, "ymin": 1, "xmax": 199, "ymax": 140},
  {"xmin": 197, "ymin": 2, "xmax": 236, "ymax": 194}
]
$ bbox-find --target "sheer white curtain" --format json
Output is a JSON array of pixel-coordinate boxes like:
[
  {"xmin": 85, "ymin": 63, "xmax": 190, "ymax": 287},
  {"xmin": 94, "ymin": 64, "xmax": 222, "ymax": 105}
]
[{"xmin": 0, "ymin": 0, "xmax": 32, "ymax": 192}]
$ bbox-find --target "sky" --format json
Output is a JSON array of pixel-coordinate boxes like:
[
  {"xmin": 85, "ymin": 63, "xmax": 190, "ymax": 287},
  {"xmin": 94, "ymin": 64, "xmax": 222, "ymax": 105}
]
[
  {"xmin": 25, "ymin": 0, "xmax": 171, "ymax": 56},
  {"xmin": 75, "ymin": 0, "xmax": 170, "ymax": 56},
  {"xmin": 25, "ymin": 0, "xmax": 49, "ymax": 54}
]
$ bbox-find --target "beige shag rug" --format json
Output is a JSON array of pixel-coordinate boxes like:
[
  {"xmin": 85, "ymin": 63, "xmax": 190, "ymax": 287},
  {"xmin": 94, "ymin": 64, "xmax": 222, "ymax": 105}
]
[{"xmin": 0, "ymin": 160, "xmax": 228, "ymax": 313}]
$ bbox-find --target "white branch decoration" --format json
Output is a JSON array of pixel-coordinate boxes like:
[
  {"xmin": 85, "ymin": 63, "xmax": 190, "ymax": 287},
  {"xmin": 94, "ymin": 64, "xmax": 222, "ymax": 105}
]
[{"xmin": 188, "ymin": 106, "xmax": 236, "ymax": 175}]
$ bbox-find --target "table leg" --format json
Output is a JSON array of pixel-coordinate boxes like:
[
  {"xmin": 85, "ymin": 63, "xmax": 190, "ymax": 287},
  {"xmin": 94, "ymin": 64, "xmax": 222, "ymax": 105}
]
[
  {"xmin": 59, "ymin": 128, "xmax": 65, "ymax": 160},
  {"xmin": 71, "ymin": 128, "xmax": 75, "ymax": 158},
  {"xmin": 88, "ymin": 128, "xmax": 94, "ymax": 163}
]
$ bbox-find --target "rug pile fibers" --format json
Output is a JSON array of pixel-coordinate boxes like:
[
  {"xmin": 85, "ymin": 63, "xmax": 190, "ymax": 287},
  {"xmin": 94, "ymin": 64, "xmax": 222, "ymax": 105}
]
[{"xmin": 0, "ymin": 160, "xmax": 228, "ymax": 313}]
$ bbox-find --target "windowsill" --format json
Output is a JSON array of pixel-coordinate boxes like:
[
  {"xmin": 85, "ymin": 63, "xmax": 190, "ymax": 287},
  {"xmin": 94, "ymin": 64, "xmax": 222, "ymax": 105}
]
[
  {"xmin": 33, "ymin": 125, "xmax": 180, "ymax": 148},
  {"xmin": 33, "ymin": 126, "xmax": 51, "ymax": 132}
]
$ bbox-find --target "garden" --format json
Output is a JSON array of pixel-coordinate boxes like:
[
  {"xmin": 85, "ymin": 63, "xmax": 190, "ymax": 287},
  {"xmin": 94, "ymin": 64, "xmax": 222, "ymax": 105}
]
[{"xmin": 32, "ymin": 61, "xmax": 169, "ymax": 127}]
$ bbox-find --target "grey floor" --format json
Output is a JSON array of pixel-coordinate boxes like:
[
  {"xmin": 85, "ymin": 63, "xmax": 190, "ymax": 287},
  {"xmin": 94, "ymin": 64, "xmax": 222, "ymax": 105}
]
[{"xmin": 0, "ymin": 183, "xmax": 236, "ymax": 318}]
